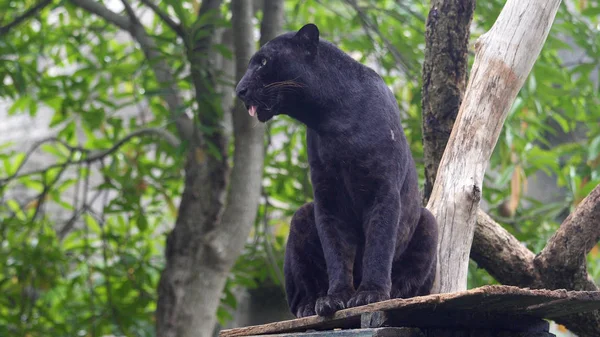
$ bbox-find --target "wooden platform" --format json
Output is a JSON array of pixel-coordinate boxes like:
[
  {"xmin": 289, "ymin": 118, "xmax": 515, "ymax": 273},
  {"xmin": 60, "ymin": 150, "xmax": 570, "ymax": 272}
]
[{"xmin": 219, "ymin": 285, "xmax": 600, "ymax": 337}]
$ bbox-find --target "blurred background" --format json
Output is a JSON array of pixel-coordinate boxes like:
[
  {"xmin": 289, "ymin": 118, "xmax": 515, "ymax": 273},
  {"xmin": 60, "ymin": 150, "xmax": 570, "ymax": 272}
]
[{"xmin": 0, "ymin": 0, "xmax": 599, "ymax": 336}]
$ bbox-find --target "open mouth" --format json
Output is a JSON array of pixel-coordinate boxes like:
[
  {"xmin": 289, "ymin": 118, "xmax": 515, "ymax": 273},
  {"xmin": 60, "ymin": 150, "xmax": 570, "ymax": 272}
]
[
  {"xmin": 244, "ymin": 103, "xmax": 274, "ymax": 122},
  {"xmin": 248, "ymin": 105, "xmax": 257, "ymax": 117}
]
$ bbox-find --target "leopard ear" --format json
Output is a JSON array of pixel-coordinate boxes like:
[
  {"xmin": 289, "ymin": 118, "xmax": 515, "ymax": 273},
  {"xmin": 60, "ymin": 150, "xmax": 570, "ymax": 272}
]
[{"xmin": 294, "ymin": 23, "xmax": 319, "ymax": 60}]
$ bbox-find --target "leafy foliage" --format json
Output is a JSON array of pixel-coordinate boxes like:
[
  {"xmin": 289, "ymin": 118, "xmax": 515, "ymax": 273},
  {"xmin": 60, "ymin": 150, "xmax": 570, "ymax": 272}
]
[{"xmin": 0, "ymin": 0, "xmax": 599, "ymax": 336}]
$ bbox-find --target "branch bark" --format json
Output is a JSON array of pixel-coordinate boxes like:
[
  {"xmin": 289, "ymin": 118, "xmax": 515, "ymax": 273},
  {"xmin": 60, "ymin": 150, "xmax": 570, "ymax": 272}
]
[
  {"xmin": 187, "ymin": 0, "xmax": 225, "ymax": 144},
  {"xmin": 421, "ymin": 0, "xmax": 474, "ymax": 204},
  {"xmin": 427, "ymin": 0, "xmax": 562, "ymax": 294},
  {"xmin": 534, "ymin": 184, "xmax": 600, "ymax": 291},
  {"xmin": 471, "ymin": 209, "xmax": 538, "ymax": 287},
  {"xmin": 216, "ymin": 0, "xmax": 280, "ymax": 252},
  {"xmin": 69, "ymin": 1, "xmax": 235, "ymax": 336},
  {"xmin": 471, "ymin": 203, "xmax": 600, "ymax": 337}
]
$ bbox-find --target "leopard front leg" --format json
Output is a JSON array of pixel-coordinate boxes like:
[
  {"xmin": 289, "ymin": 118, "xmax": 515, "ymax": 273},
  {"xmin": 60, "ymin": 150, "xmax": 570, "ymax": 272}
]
[{"xmin": 347, "ymin": 188, "xmax": 402, "ymax": 308}]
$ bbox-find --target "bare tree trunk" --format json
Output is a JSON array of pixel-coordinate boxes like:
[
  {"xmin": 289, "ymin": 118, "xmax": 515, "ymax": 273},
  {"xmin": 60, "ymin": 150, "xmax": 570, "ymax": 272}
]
[
  {"xmin": 259, "ymin": 0, "xmax": 284, "ymax": 46},
  {"xmin": 154, "ymin": 0, "xmax": 232, "ymax": 335},
  {"xmin": 427, "ymin": 0, "xmax": 562, "ymax": 294},
  {"xmin": 64, "ymin": 2, "xmax": 227, "ymax": 336},
  {"xmin": 421, "ymin": 0, "xmax": 474, "ymax": 205},
  {"xmin": 155, "ymin": 1, "xmax": 284, "ymax": 336},
  {"xmin": 420, "ymin": 0, "xmax": 600, "ymax": 332}
]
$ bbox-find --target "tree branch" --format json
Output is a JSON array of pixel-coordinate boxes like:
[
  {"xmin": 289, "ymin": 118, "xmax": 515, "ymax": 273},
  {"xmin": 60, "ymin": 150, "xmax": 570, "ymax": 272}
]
[
  {"xmin": 0, "ymin": 0, "xmax": 54, "ymax": 36},
  {"xmin": 139, "ymin": 0, "xmax": 185, "ymax": 38},
  {"xmin": 214, "ymin": 0, "xmax": 265, "ymax": 261},
  {"xmin": 119, "ymin": 0, "xmax": 140, "ymax": 25},
  {"xmin": 472, "ymin": 209, "xmax": 600, "ymax": 294},
  {"xmin": 471, "ymin": 209, "xmax": 538, "ymax": 286},
  {"xmin": 69, "ymin": 0, "xmax": 130, "ymax": 31},
  {"xmin": 57, "ymin": 189, "xmax": 103, "ymax": 240},
  {"xmin": 197, "ymin": 0, "xmax": 222, "ymax": 18},
  {"xmin": 472, "ymin": 206, "xmax": 600, "ymax": 337},
  {"xmin": 155, "ymin": 1, "xmax": 230, "ymax": 336},
  {"xmin": 215, "ymin": 0, "xmax": 284, "ymax": 273},
  {"xmin": 0, "ymin": 137, "xmax": 79, "ymax": 189},
  {"xmin": 534, "ymin": 183, "xmax": 600, "ymax": 291},
  {"xmin": 69, "ymin": 0, "xmax": 195, "ymax": 143},
  {"xmin": 187, "ymin": 0, "xmax": 224, "ymax": 138},
  {"xmin": 31, "ymin": 152, "xmax": 74, "ymax": 222},
  {"xmin": 0, "ymin": 127, "xmax": 179, "ymax": 184}
]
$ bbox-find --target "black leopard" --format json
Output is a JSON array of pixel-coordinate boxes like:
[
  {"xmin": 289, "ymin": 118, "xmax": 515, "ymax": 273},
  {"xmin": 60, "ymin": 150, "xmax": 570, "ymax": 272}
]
[{"xmin": 235, "ymin": 23, "xmax": 438, "ymax": 317}]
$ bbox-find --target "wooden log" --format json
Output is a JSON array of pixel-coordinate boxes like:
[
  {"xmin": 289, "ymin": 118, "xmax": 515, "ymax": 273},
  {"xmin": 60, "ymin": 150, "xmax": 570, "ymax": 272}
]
[
  {"xmin": 219, "ymin": 286, "xmax": 600, "ymax": 337},
  {"xmin": 423, "ymin": 330, "xmax": 554, "ymax": 337},
  {"xmin": 240, "ymin": 327, "xmax": 555, "ymax": 337},
  {"xmin": 368, "ymin": 310, "xmax": 549, "ymax": 332},
  {"xmin": 426, "ymin": 0, "xmax": 562, "ymax": 294},
  {"xmin": 242, "ymin": 328, "xmax": 424, "ymax": 337}
]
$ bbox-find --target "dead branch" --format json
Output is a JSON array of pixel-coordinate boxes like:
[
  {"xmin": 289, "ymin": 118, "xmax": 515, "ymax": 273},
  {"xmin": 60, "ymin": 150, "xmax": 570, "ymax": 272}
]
[
  {"xmin": 472, "ymin": 204, "xmax": 600, "ymax": 337},
  {"xmin": 471, "ymin": 209, "xmax": 538, "ymax": 286},
  {"xmin": 534, "ymin": 183, "xmax": 600, "ymax": 291},
  {"xmin": 427, "ymin": 0, "xmax": 562, "ymax": 294},
  {"xmin": 419, "ymin": 0, "xmax": 600, "ymax": 335}
]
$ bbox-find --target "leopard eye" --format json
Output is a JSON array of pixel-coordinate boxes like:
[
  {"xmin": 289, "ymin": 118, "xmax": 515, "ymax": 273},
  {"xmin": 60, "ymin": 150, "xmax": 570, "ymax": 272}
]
[{"xmin": 261, "ymin": 58, "xmax": 267, "ymax": 66}]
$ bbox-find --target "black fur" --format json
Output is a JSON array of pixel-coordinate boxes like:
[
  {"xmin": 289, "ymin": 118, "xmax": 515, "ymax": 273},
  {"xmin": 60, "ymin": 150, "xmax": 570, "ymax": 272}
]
[{"xmin": 236, "ymin": 23, "xmax": 438, "ymax": 317}]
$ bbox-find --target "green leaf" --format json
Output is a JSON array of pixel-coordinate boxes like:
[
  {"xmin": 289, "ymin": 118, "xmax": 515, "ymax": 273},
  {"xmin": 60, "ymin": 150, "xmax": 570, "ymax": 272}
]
[
  {"xmin": 136, "ymin": 212, "xmax": 148, "ymax": 232},
  {"xmin": 6, "ymin": 199, "xmax": 26, "ymax": 220},
  {"xmin": 84, "ymin": 214, "xmax": 102, "ymax": 235},
  {"xmin": 552, "ymin": 113, "xmax": 570, "ymax": 133},
  {"xmin": 28, "ymin": 98, "xmax": 38, "ymax": 117},
  {"xmin": 82, "ymin": 109, "xmax": 105, "ymax": 129},
  {"xmin": 582, "ymin": 6, "xmax": 600, "ymax": 17},
  {"xmin": 213, "ymin": 44, "xmax": 233, "ymax": 60},
  {"xmin": 589, "ymin": 136, "xmax": 600, "ymax": 161},
  {"xmin": 8, "ymin": 95, "xmax": 30, "ymax": 115}
]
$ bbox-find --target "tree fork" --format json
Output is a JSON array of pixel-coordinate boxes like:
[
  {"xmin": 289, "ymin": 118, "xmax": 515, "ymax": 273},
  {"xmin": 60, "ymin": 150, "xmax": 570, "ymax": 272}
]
[
  {"xmin": 420, "ymin": 0, "xmax": 600, "ymax": 334},
  {"xmin": 426, "ymin": 0, "xmax": 562, "ymax": 293}
]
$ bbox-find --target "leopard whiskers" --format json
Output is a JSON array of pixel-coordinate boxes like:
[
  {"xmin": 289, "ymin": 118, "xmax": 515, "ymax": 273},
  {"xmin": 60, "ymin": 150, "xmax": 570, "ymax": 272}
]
[
  {"xmin": 264, "ymin": 80, "xmax": 305, "ymax": 90},
  {"xmin": 264, "ymin": 87, "xmax": 301, "ymax": 97}
]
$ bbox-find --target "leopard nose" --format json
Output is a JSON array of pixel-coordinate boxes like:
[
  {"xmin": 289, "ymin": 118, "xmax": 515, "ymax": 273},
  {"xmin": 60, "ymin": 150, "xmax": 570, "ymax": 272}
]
[{"xmin": 237, "ymin": 87, "xmax": 248, "ymax": 99}]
